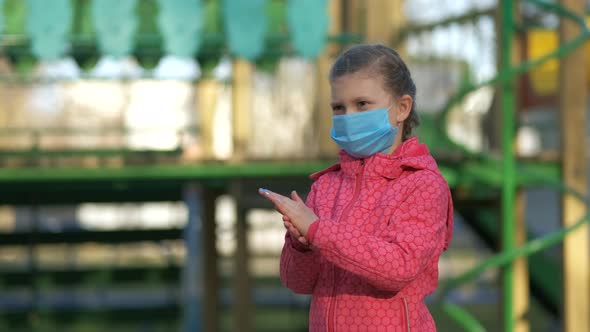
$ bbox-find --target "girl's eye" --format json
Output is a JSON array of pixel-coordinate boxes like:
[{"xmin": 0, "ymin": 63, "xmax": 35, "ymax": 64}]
[
  {"xmin": 332, "ymin": 105, "xmax": 344, "ymax": 114},
  {"xmin": 357, "ymin": 101, "xmax": 369, "ymax": 109}
]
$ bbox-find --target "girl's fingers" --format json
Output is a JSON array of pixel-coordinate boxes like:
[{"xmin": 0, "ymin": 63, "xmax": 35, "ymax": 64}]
[
  {"xmin": 284, "ymin": 220, "xmax": 299, "ymax": 233},
  {"xmin": 285, "ymin": 223, "xmax": 301, "ymax": 237},
  {"xmin": 259, "ymin": 189, "xmax": 289, "ymax": 214},
  {"xmin": 264, "ymin": 190, "xmax": 290, "ymax": 205},
  {"xmin": 284, "ymin": 220, "xmax": 296, "ymax": 232},
  {"xmin": 261, "ymin": 189, "xmax": 311, "ymax": 248},
  {"xmin": 297, "ymin": 236, "xmax": 308, "ymax": 245},
  {"xmin": 285, "ymin": 224, "xmax": 303, "ymax": 240},
  {"xmin": 291, "ymin": 190, "xmax": 304, "ymax": 204},
  {"xmin": 290, "ymin": 227, "xmax": 301, "ymax": 237}
]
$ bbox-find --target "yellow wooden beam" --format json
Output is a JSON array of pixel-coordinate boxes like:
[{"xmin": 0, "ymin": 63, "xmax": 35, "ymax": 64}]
[
  {"xmin": 344, "ymin": 0, "xmax": 362, "ymax": 33},
  {"xmin": 559, "ymin": 1, "xmax": 589, "ymax": 332},
  {"xmin": 196, "ymin": 79, "xmax": 220, "ymax": 160},
  {"xmin": 513, "ymin": 8, "xmax": 529, "ymax": 331},
  {"xmin": 514, "ymin": 192, "xmax": 530, "ymax": 332},
  {"xmin": 365, "ymin": 0, "xmax": 405, "ymax": 51},
  {"xmin": 232, "ymin": 59, "xmax": 254, "ymax": 160},
  {"xmin": 316, "ymin": 0, "xmax": 342, "ymax": 157},
  {"xmin": 0, "ymin": 58, "xmax": 9, "ymax": 129}
]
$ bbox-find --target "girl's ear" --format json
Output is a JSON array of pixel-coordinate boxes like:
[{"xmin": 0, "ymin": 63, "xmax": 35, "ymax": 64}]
[{"xmin": 395, "ymin": 95, "xmax": 413, "ymax": 123}]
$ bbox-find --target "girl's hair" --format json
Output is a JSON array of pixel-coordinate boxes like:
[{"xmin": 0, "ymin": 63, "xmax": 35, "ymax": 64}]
[{"xmin": 329, "ymin": 44, "xmax": 419, "ymax": 141}]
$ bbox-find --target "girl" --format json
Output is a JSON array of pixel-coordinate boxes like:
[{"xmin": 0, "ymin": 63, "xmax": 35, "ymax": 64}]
[{"xmin": 259, "ymin": 44, "xmax": 453, "ymax": 331}]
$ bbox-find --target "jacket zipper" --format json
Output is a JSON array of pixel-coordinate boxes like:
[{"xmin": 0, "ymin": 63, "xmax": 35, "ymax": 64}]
[
  {"xmin": 327, "ymin": 159, "xmax": 365, "ymax": 332},
  {"xmin": 403, "ymin": 297, "xmax": 411, "ymax": 332}
]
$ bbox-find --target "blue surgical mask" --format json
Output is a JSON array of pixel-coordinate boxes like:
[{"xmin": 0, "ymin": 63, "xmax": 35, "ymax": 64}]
[{"xmin": 330, "ymin": 107, "xmax": 398, "ymax": 158}]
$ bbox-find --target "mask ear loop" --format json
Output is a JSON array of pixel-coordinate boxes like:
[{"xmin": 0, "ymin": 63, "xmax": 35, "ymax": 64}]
[{"xmin": 385, "ymin": 104, "xmax": 401, "ymax": 128}]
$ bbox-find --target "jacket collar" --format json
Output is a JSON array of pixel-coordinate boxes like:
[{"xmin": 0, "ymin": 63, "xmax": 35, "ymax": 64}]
[{"xmin": 310, "ymin": 137, "xmax": 435, "ymax": 180}]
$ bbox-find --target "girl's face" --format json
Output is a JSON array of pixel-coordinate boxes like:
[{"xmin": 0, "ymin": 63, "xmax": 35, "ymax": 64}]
[
  {"xmin": 330, "ymin": 70, "xmax": 392, "ymax": 116},
  {"xmin": 330, "ymin": 69, "xmax": 413, "ymax": 150}
]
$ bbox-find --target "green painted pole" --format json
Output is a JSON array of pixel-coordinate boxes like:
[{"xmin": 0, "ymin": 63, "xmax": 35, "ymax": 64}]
[{"xmin": 500, "ymin": 0, "xmax": 516, "ymax": 331}]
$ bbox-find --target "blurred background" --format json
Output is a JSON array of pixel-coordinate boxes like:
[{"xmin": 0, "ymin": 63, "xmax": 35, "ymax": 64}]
[{"xmin": 0, "ymin": 0, "xmax": 589, "ymax": 331}]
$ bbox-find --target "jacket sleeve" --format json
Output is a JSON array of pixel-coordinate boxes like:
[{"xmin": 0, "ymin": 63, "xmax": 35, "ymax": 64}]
[
  {"xmin": 279, "ymin": 182, "xmax": 322, "ymax": 294},
  {"xmin": 307, "ymin": 171, "xmax": 451, "ymax": 292}
]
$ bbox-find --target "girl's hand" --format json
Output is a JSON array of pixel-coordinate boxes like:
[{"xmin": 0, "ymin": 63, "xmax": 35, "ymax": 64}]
[
  {"xmin": 283, "ymin": 215, "xmax": 308, "ymax": 246},
  {"xmin": 258, "ymin": 188, "xmax": 318, "ymax": 238}
]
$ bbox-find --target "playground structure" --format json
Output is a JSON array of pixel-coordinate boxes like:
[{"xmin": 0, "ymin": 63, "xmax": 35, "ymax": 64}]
[{"xmin": 0, "ymin": 0, "xmax": 589, "ymax": 331}]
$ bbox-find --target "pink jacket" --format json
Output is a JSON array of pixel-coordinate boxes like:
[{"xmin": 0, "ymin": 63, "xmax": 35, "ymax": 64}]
[{"xmin": 280, "ymin": 137, "xmax": 453, "ymax": 331}]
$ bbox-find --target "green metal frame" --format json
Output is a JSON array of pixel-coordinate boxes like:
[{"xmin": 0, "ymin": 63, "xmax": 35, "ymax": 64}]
[
  {"xmin": 9, "ymin": 162, "xmax": 547, "ymax": 188},
  {"xmin": 500, "ymin": 0, "xmax": 517, "ymax": 329},
  {"xmin": 0, "ymin": 161, "xmax": 336, "ymax": 182},
  {"xmin": 428, "ymin": 0, "xmax": 590, "ymax": 331}
]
